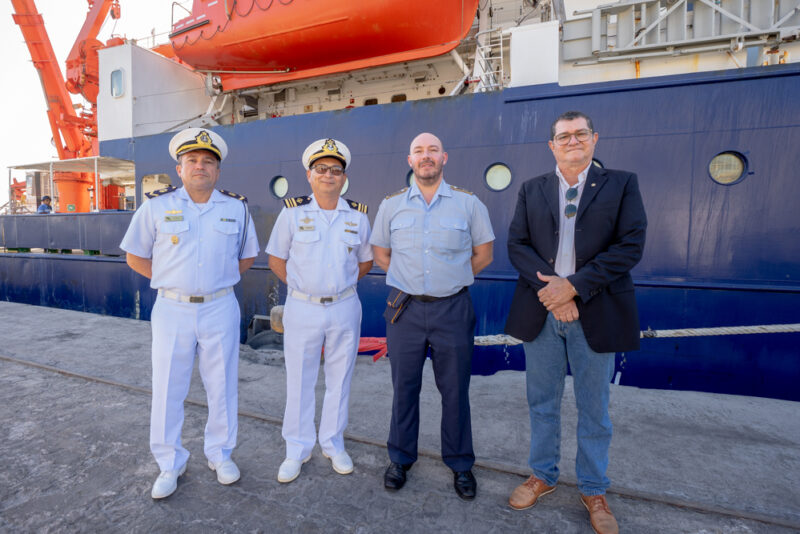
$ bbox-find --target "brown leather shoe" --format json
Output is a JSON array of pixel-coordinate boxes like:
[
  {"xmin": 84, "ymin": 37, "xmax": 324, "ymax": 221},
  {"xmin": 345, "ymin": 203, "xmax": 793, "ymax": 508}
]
[
  {"xmin": 580, "ymin": 494, "xmax": 619, "ymax": 534},
  {"xmin": 508, "ymin": 475, "xmax": 556, "ymax": 510}
]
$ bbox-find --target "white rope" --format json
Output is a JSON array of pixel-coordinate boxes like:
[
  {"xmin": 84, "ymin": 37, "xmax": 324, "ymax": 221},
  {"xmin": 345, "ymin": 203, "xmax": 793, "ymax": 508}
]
[
  {"xmin": 473, "ymin": 323, "xmax": 800, "ymax": 346},
  {"xmin": 639, "ymin": 323, "xmax": 800, "ymax": 339}
]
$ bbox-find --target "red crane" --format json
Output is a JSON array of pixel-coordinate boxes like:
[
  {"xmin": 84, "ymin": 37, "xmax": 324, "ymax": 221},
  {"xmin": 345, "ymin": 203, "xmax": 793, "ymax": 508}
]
[{"xmin": 11, "ymin": 0, "xmax": 123, "ymax": 212}]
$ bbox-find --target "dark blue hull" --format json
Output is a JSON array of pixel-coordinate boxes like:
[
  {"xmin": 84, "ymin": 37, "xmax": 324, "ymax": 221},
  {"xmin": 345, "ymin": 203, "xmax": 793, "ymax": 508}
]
[{"xmin": 3, "ymin": 63, "xmax": 799, "ymax": 400}]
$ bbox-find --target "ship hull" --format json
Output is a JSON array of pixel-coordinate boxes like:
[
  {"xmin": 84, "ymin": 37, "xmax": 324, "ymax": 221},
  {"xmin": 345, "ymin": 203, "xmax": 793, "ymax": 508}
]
[{"xmin": 3, "ymin": 63, "xmax": 799, "ymax": 401}]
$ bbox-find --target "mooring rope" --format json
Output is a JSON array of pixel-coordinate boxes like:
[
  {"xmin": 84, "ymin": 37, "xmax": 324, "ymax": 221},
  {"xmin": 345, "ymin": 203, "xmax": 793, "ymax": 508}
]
[{"xmin": 472, "ymin": 323, "xmax": 800, "ymax": 346}]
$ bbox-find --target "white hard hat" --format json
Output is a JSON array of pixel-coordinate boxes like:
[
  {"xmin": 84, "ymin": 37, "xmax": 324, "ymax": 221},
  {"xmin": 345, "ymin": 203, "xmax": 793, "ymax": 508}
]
[
  {"xmin": 301, "ymin": 138, "xmax": 351, "ymax": 170},
  {"xmin": 168, "ymin": 128, "xmax": 228, "ymax": 162}
]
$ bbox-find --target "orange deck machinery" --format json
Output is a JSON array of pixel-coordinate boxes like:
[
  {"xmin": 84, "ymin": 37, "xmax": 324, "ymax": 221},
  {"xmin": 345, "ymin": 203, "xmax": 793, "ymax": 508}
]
[{"xmin": 11, "ymin": 0, "xmax": 124, "ymax": 212}]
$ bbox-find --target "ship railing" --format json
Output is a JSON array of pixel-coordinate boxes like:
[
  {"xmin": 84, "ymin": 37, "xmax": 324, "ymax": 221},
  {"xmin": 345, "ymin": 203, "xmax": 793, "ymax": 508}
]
[
  {"xmin": 562, "ymin": 0, "xmax": 800, "ymax": 64},
  {"xmin": 472, "ymin": 27, "xmax": 508, "ymax": 92}
]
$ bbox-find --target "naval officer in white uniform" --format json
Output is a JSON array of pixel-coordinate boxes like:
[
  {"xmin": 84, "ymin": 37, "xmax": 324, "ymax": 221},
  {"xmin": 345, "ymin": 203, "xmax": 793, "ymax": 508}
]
[
  {"xmin": 121, "ymin": 128, "xmax": 259, "ymax": 499},
  {"xmin": 266, "ymin": 138, "xmax": 373, "ymax": 483}
]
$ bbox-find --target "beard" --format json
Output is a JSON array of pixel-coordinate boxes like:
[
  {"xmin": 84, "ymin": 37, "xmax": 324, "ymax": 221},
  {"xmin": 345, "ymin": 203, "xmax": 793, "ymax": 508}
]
[{"xmin": 413, "ymin": 160, "xmax": 443, "ymax": 185}]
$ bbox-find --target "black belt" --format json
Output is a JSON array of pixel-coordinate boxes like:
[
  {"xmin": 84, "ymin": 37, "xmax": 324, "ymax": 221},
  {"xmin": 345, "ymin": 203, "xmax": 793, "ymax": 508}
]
[{"xmin": 410, "ymin": 287, "xmax": 467, "ymax": 303}]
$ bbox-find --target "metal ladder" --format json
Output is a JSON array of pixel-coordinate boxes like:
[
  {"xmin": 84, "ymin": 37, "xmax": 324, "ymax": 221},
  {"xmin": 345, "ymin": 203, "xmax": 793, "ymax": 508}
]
[{"xmin": 472, "ymin": 28, "xmax": 507, "ymax": 91}]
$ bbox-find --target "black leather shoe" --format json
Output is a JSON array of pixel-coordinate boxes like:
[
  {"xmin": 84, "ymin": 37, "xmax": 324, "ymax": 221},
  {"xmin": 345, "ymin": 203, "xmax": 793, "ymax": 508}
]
[
  {"xmin": 384, "ymin": 462, "xmax": 412, "ymax": 491},
  {"xmin": 453, "ymin": 470, "xmax": 477, "ymax": 500}
]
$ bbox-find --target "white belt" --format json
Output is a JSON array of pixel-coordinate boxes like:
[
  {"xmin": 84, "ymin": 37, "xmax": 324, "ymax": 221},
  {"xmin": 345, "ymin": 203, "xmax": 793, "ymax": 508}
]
[
  {"xmin": 289, "ymin": 286, "xmax": 355, "ymax": 305},
  {"xmin": 158, "ymin": 287, "xmax": 233, "ymax": 304}
]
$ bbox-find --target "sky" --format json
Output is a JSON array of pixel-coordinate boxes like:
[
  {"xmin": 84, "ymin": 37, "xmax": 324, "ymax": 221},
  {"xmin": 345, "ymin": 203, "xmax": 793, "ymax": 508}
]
[{"xmin": 0, "ymin": 0, "xmax": 188, "ymax": 205}]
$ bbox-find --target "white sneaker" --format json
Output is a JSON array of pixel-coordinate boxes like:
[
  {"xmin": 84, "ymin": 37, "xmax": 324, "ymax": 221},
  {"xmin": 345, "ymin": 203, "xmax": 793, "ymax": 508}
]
[
  {"xmin": 277, "ymin": 455, "xmax": 311, "ymax": 483},
  {"xmin": 322, "ymin": 450, "xmax": 354, "ymax": 475},
  {"xmin": 208, "ymin": 459, "xmax": 241, "ymax": 485},
  {"xmin": 151, "ymin": 463, "xmax": 187, "ymax": 499}
]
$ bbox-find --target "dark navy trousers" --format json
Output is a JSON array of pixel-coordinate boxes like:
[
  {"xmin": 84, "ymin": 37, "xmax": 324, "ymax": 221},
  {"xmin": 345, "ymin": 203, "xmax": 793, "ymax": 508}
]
[{"xmin": 386, "ymin": 289, "xmax": 476, "ymax": 472}]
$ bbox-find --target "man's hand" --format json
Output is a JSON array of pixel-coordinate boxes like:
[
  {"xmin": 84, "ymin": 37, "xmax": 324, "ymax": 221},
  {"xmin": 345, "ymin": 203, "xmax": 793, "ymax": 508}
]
[
  {"xmin": 550, "ymin": 300, "xmax": 579, "ymax": 323},
  {"xmin": 536, "ymin": 271, "xmax": 578, "ymax": 310}
]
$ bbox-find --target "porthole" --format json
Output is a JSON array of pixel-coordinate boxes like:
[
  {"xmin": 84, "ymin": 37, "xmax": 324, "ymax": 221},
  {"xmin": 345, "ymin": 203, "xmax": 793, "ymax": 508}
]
[
  {"xmin": 592, "ymin": 158, "xmax": 604, "ymax": 169},
  {"xmin": 709, "ymin": 151, "xmax": 747, "ymax": 185},
  {"xmin": 406, "ymin": 170, "xmax": 415, "ymax": 187},
  {"xmin": 484, "ymin": 163, "xmax": 512, "ymax": 192},
  {"xmin": 270, "ymin": 175, "xmax": 289, "ymax": 198},
  {"xmin": 340, "ymin": 178, "xmax": 349, "ymax": 196}
]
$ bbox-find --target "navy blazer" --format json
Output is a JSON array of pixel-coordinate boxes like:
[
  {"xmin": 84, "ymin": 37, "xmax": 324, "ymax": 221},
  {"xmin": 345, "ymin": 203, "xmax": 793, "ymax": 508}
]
[{"xmin": 504, "ymin": 166, "xmax": 647, "ymax": 353}]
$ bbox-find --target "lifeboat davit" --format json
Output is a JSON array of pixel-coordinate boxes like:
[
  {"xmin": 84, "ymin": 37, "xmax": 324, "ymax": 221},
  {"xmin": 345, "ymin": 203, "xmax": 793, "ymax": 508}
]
[{"xmin": 170, "ymin": 0, "xmax": 480, "ymax": 92}]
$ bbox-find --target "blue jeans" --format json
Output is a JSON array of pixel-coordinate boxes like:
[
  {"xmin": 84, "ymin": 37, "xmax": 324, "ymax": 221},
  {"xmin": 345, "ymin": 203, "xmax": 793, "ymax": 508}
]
[{"xmin": 523, "ymin": 313, "xmax": 615, "ymax": 496}]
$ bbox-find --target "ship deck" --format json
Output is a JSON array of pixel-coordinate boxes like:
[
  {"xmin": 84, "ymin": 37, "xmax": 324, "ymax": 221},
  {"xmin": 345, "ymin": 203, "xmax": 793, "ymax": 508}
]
[{"xmin": 1, "ymin": 301, "xmax": 798, "ymax": 533}]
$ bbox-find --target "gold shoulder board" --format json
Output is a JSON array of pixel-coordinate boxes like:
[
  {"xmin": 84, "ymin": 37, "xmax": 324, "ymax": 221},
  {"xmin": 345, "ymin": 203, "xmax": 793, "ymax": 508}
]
[
  {"xmin": 219, "ymin": 189, "xmax": 248, "ymax": 202},
  {"xmin": 145, "ymin": 185, "xmax": 177, "ymax": 199},
  {"xmin": 384, "ymin": 187, "xmax": 409, "ymax": 200},
  {"xmin": 450, "ymin": 185, "xmax": 474, "ymax": 195},
  {"xmin": 346, "ymin": 199, "xmax": 368, "ymax": 214},
  {"xmin": 284, "ymin": 195, "xmax": 312, "ymax": 208}
]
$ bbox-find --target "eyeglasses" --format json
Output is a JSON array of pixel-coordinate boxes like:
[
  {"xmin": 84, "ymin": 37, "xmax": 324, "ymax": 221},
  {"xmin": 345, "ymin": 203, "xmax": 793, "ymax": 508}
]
[
  {"xmin": 553, "ymin": 130, "xmax": 593, "ymax": 146},
  {"xmin": 312, "ymin": 164, "xmax": 344, "ymax": 176},
  {"xmin": 565, "ymin": 187, "xmax": 578, "ymax": 218}
]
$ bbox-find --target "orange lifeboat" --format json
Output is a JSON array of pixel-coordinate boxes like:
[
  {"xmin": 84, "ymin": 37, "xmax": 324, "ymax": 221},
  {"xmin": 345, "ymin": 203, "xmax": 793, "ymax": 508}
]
[{"xmin": 170, "ymin": 0, "xmax": 480, "ymax": 92}]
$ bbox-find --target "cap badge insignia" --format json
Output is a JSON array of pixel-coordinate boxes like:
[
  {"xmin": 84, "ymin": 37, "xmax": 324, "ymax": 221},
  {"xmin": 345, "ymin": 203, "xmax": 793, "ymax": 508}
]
[
  {"xmin": 197, "ymin": 131, "xmax": 212, "ymax": 147},
  {"xmin": 323, "ymin": 139, "xmax": 339, "ymax": 155}
]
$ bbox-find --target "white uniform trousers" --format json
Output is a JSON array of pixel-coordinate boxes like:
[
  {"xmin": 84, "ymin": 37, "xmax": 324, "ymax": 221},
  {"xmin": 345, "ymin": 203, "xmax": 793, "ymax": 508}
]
[
  {"xmin": 282, "ymin": 292, "xmax": 362, "ymax": 460},
  {"xmin": 150, "ymin": 292, "xmax": 240, "ymax": 471}
]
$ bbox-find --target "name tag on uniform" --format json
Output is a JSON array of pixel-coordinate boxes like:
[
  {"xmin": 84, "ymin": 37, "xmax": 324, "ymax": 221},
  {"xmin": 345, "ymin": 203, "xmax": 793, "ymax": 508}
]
[
  {"xmin": 344, "ymin": 229, "xmax": 358, "ymax": 234},
  {"xmin": 299, "ymin": 225, "xmax": 315, "ymax": 231},
  {"xmin": 164, "ymin": 215, "xmax": 184, "ymax": 221},
  {"xmin": 219, "ymin": 217, "xmax": 236, "ymax": 223}
]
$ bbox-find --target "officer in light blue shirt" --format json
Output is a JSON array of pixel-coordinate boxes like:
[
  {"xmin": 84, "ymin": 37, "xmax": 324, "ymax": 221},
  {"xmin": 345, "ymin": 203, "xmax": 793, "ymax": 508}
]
[
  {"xmin": 371, "ymin": 132, "xmax": 494, "ymax": 500},
  {"xmin": 120, "ymin": 128, "xmax": 259, "ymax": 500}
]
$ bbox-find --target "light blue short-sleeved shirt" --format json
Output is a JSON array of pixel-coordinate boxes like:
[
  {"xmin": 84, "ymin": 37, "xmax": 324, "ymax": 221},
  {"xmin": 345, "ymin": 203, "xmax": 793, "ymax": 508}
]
[
  {"xmin": 120, "ymin": 187, "xmax": 260, "ymax": 294},
  {"xmin": 265, "ymin": 195, "xmax": 373, "ymax": 296},
  {"xmin": 370, "ymin": 179, "xmax": 494, "ymax": 297}
]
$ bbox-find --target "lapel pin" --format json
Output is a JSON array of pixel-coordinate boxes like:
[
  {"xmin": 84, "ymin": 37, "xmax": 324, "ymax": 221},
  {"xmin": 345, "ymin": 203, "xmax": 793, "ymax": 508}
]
[{"xmin": 591, "ymin": 183, "xmax": 596, "ymax": 187}]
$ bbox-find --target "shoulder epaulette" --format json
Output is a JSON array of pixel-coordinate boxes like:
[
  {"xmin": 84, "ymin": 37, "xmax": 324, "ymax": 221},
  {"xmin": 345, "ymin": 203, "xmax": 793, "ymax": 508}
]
[
  {"xmin": 219, "ymin": 189, "xmax": 247, "ymax": 202},
  {"xmin": 384, "ymin": 187, "xmax": 408, "ymax": 200},
  {"xmin": 145, "ymin": 185, "xmax": 176, "ymax": 199},
  {"xmin": 345, "ymin": 198, "xmax": 368, "ymax": 214},
  {"xmin": 284, "ymin": 195, "xmax": 311, "ymax": 208},
  {"xmin": 450, "ymin": 185, "xmax": 474, "ymax": 195}
]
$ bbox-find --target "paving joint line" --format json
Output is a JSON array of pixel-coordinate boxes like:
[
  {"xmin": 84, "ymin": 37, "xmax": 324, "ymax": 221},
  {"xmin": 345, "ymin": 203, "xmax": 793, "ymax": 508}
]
[{"xmin": 1, "ymin": 353, "xmax": 798, "ymax": 530}]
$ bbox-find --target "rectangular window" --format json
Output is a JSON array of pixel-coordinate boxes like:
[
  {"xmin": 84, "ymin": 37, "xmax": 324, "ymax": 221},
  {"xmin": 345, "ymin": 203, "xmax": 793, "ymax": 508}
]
[{"xmin": 110, "ymin": 69, "xmax": 124, "ymax": 98}]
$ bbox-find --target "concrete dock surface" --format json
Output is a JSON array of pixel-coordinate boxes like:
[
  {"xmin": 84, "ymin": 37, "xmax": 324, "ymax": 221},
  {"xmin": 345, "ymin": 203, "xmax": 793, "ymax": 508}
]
[{"xmin": 0, "ymin": 301, "xmax": 798, "ymax": 533}]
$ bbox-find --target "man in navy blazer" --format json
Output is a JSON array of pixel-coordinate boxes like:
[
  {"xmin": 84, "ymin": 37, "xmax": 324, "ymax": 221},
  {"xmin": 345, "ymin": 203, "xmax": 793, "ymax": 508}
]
[{"xmin": 504, "ymin": 111, "xmax": 646, "ymax": 534}]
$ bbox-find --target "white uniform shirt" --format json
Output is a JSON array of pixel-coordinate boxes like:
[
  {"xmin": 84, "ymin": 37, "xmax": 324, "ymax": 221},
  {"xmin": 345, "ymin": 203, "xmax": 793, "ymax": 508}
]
[
  {"xmin": 120, "ymin": 187, "xmax": 260, "ymax": 294},
  {"xmin": 554, "ymin": 163, "xmax": 590, "ymax": 278},
  {"xmin": 265, "ymin": 195, "xmax": 373, "ymax": 296}
]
